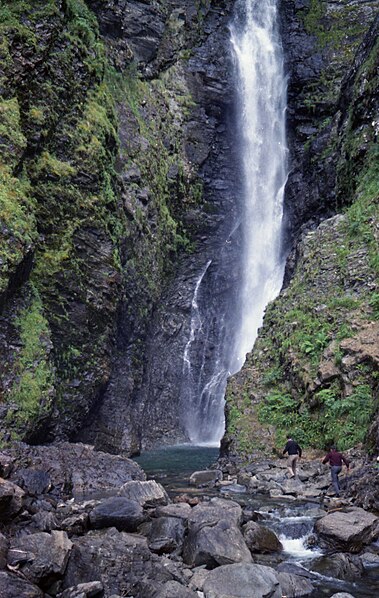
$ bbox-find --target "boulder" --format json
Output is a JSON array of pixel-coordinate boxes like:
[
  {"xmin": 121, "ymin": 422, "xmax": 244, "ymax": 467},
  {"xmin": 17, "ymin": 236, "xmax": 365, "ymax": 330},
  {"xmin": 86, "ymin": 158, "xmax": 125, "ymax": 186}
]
[
  {"xmin": 0, "ymin": 478, "xmax": 25, "ymax": 520},
  {"xmin": 189, "ymin": 470, "xmax": 222, "ymax": 486},
  {"xmin": 279, "ymin": 478, "xmax": 304, "ymax": 496},
  {"xmin": 57, "ymin": 581, "xmax": 104, "ymax": 597},
  {"xmin": 155, "ymin": 503, "xmax": 192, "ymax": 520},
  {"xmin": 310, "ymin": 553, "xmax": 364, "ymax": 581},
  {"xmin": 0, "ymin": 532, "xmax": 8, "ymax": 569},
  {"xmin": 61, "ymin": 512, "xmax": 89, "ymax": 536},
  {"xmin": 187, "ymin": 497, "xmax": 243, "ymax": 527},
  {"xmin": 31, "ymin": 510, "xmax": 59, "ymax": 532},
  {"xmin": 0, "ymin": 570, "xmax": 43, "ymax": 597},
  {"xmin": 360, "ymin": 552, "xmax": 379, "ymax": 567},
  {"xmin": 183, "ymin": 519, "xmax": 252, "ymax": 568},
  {"xmin": 183, "ymin": 498, "xmax": 252, "ymax": 568},
  {"xmin": 89, "ymin": 497, "xmax": 145, "ymax": 532},
  {"xmin": 276, "ymin": 572, "xmax": 314, "ymax": 596},
  {"xmin": 8, "ymin": 530, "xmax": 72, "ymax": 585},
  {"xmin": 7, "ymin": 443, "xmax": 145, "ymax": 499},
  {"xmin": 148, "ymin": 516, "xmax": 185, "ymax": 554},
  {"xmin": 118, "ymin": 480, "xmax": 169, "ymax": 507},
  {"xmin": 242, "ymin": 521, "xmax": 283, "ymax": 553},
  {"xmin": 329, "ymin": 594, "xmax": 356, "ymax": 598},
  {"xmin": 154, "ymin": 580, "xmax": 198, "ymax": 597},
  {"xmin": 314, "ymin": 507, "xmax": 379, "ymax": 552},
  {"xmin": 220, "ymin": 483, "xmax": 247, "ymax": 495},
  {"xmin": 63, "ymin": 528, "xmax": 175, "ymax": 595},
  {"xmin": 16, "ymin": 469, "xmax": 51, "ymax": 495},
  {"xmin": 202, "ymin": 563, "xmax": 282, "ymax": 598}
]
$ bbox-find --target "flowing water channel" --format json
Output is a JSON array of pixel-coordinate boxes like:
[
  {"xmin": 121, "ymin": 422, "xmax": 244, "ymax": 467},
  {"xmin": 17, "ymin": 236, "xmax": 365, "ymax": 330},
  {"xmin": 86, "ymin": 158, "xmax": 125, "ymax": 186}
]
[{"xmin": 135, "ymin": 446, "xmax": 379, "ymax": 598}]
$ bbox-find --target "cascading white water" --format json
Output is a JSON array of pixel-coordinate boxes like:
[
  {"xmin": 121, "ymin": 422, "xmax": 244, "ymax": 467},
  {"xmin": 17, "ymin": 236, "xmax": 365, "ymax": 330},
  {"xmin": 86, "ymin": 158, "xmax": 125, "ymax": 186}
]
[
  {"xmin": 180, "ymin": 0, "xmax": 287, "ymax": 444},
  {"xmin": 230, "ymin": 0, "xmax": 288, "ymax": 372},
  {"xmin": 181, "ymin": 260, "xmax": 225, "ymax": 445},
  {"xmin": 183, "ymin": 261, "xmax": 212, "ymax": 373}
]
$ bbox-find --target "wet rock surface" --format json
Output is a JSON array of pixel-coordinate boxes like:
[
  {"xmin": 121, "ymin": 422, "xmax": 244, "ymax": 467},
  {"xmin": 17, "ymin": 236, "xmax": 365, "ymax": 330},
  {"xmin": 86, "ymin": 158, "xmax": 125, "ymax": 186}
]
[
  {"xmin": 314, "ymin": 508, "xmax": 379, "ymax": 553},
  {"xmin": 0, "ymin": 442, "xmax": 378, "ymax": 596}
]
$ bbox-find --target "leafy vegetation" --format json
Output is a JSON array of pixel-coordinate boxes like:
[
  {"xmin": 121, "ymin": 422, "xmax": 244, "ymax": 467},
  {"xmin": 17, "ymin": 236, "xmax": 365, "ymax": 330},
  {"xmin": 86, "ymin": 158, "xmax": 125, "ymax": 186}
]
[{"xmin": 258, "ymin": 383, "xmax": 374, "ymax": 451}]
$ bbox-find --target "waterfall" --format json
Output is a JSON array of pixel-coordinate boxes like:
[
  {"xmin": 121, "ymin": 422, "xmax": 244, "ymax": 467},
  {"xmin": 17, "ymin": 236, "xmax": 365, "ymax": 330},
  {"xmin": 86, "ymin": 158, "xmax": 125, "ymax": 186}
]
[
  {"xmin": 183, "ymin": 261, "xmax": 212, "ymax": 373},
  {"xmin": 230, "ymin": 0, "xmax": 288, "ymax": 372},
  {"xmin": 180, "ymin": 0, "xmax": 287, "ymax": 445},
  {"xmin": 181, "ymin": 260, "xmax": 226, "ymax": 446}
]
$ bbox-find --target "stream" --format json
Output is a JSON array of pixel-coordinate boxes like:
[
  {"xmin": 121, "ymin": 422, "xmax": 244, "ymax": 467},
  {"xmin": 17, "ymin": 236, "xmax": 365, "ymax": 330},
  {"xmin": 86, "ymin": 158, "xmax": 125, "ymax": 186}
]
[{"xmin": 134, "ymin": 446, "xmax": 379, "ymax": 598}]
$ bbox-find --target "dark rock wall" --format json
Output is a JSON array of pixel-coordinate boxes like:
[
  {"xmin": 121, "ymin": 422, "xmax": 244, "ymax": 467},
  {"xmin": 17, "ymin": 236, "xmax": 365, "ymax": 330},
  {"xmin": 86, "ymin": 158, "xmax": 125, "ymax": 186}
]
[
  {"xmin": 0, "ymin": 0, "xmax": 241, "ymax": 452},
  {"xmin": 78, "ymin": 0, "xmax": 242, "ymax": 453},
  {"xmin": 223, "ymin": 2, "xmax": 379, "ymax": 458},
  {"xmin": 0, "ymin": 0, "xmax": 123, "ymax": 443},
  {"xmin": 280, "ymin": 0, "xmax": 378, "ymax": 250}
]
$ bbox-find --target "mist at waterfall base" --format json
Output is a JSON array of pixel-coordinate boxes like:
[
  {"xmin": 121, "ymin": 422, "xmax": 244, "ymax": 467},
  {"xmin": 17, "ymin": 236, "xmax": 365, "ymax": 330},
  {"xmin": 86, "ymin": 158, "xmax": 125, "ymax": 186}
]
[{"xmin": 178, "ymin": 0, "xmax": 288, "ymax": 446}]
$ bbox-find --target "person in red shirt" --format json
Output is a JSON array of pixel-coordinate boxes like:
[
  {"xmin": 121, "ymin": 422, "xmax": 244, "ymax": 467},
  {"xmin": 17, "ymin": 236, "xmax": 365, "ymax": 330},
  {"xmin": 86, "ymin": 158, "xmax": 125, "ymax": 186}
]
[{"xmin": 322, "ymin": 446, "xmax": 349, "ymax": 497}]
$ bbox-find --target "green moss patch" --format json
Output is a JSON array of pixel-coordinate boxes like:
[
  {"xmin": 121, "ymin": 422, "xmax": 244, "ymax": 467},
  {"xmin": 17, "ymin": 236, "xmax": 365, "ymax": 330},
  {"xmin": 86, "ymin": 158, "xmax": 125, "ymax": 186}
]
[{"xmin": 6, "ymin": 286, "xmax": 55, "ymax": 431}]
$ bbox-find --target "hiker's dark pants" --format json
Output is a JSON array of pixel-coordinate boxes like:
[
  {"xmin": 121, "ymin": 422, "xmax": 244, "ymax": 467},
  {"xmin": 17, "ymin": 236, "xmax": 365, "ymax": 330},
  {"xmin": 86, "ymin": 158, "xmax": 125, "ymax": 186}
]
[{"xmin": 331, "ymin": 465, "xmax": 342, "ymax": 495}]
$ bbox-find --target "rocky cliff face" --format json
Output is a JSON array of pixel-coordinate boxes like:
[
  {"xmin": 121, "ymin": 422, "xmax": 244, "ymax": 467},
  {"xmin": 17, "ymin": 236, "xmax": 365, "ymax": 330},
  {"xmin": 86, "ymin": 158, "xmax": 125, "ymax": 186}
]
[
  {"xmin": 0, "ymin": 0, "xmax": 124, "ymax": 444},
  {"xmin": 224, "ymin": 2, "xmax": 379, "ymax": 458},
  {"xmin": 1, "ymin": 0, "xmax": 377, "ymax": 457},
  {"xmin": 0, "ymin": 0, "xmax": 241, "ymax": 452},
  {"xmin": 76, "ymin": 0, "xmax": 242, "ymax": 454}
]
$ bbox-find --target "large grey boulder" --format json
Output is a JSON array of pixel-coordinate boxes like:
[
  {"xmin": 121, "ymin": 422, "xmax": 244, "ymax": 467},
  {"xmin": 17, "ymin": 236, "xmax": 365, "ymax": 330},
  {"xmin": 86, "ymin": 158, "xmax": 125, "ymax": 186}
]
[
  {"xmin": 187, "ymin": 497, "xmax": 243, "ymax": 527},
  {"xmin": 118, "ymin": 480, "xmax": 169, "ymax": 507},
  {"xmin": 0, "ymin": 571, "xmax": 43, "ymax": 597},
  {"xmin": 0, "ymin": 532, "xmax": 8, "ymax": 569},
  {"xmin": 0, "ymin": 477, "xmax": 24, "ymax": 520},
  {"xmin": 63, "ymin": 528, "xmax": 178, "ymax": 595},
  {"xmin": 8, "ymin": 530, "xmax": 72, "ymax": 585},
  {"xmin": 243, "ymin": 521, "xmax": 283, "ymax": 553},
  {"xmin": 89, "ymin": 497, "xmax": 145, "ymax": 532},
  {"xmin": 57, "ymin": 581, "xmax": 104, "ymax": 598},
  {"xmin": 276, "ymin": 572, "xmax": 314, "ymax": 597},
  {"xmin": 279, "ymin": 477, "xmax": 304, "ymax": 496},
  {"xmin": 183, "ymin": 497, "xmax": 250, "ymax": 567},
  {"xmin": 7, "ymin": 443, "xmax": 145, "ymax": 499},
  {"xmin": 148, "ymin": 516, "xmax": 185, "ymax": 554},
  {"xmin": 310, "ymin": 553, "xmax": 364, "ymax": 581},
  {"xmin": 154, "ymin": 580, "xmax": 198, "ymax": 598},
  {"xmin": 202, "ymin": 563, "xmax": 282, "ymax": 598},
  {"xmin": 189, "ymin": 470, "xmax": 222, "ymax": 487},
  {"xmin": 314, "ymin": 507, "xmax": 379, "ymax": 552},
  {"xmin": 183, "ymin": 519, "xmax": 252, "ymax": 568},
  {"xmin": 155, "ymin": 503, "xmax": 192, "ymax": 520}
]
